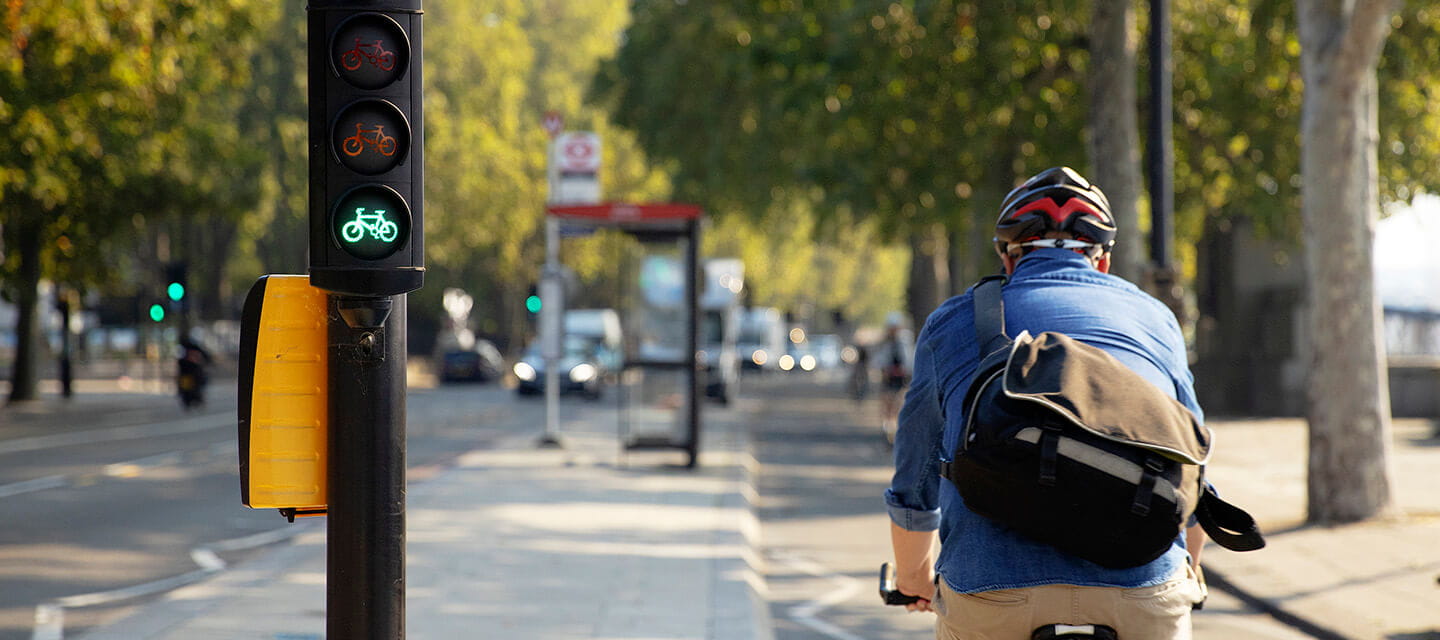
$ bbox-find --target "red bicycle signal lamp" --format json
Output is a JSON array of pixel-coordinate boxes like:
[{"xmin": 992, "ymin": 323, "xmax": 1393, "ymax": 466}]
[{"xmin": 329, "ymin": 13, "xmax": 409, "ymax": 90}]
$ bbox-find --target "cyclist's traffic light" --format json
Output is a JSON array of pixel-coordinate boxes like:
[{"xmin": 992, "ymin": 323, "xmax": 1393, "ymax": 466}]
[
  {"xmin": 308, "ymin": 1, "xmax": 423, "ymax": 296},
  {"xmin": 526, "ymin": 283, "xmax": 542, "ymax": 314}
]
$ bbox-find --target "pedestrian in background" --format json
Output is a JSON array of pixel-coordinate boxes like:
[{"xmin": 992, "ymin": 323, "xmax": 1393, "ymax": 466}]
[{"xmin": 885, "ymin": 167, "xmax": 1209, "ymax": 638}]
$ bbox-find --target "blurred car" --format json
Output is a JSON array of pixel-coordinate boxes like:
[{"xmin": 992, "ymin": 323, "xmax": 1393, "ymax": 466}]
[
  {"xmin": 779, "ymin": 341, "xmax": 819, "ymax": 373},
  {"xmin": 738, "ymin": 307, "xmax": 786, "ymax": 373},
  {"xmin": 440, "ymin": 339, "xmax": 505, "ymax": 383},
  {"xmin": 512, "ymin": 336, "xmax": 611, "ymax": 400},
  {"xmin": 808, "ymin": 334, "xmax": 844, "ymax": 370}
]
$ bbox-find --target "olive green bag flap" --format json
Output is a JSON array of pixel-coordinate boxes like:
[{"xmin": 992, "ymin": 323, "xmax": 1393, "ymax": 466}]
[{"xmin": 1002, "ymin": 330, "xmax": 1212, "ymax": 465}]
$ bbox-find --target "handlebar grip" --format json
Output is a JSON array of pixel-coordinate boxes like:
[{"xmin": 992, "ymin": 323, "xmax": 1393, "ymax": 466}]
[{"xmin": 879, "ymin": 562, "xmax": 922, "ymax": 606}]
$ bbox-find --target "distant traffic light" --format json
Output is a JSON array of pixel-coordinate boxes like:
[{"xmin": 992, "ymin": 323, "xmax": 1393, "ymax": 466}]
[
  {"xmin": 525, "ymin": 283, "xmax": 542, "ymax": 314},
  {"xmin": 308, "ymin": 2, "xmax": 424, "ymax": 296},
  {"xmin": 149, "ymin": 303, "xmax": 166, "ymax": 323},
  {"xmin": 164, "ymin": 262, "xmax": 188, "ymax": 307}
]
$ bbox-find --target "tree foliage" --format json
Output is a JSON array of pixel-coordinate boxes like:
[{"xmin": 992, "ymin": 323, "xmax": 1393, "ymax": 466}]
[
  {"xmin": 597, "ymin": 1, "xmax": 1093, "ymax": 241},
  {"xmin": 1, "ymin": 0, "xmax": 905, "ymax": 384},
  {"xmin": 596, "ymin": 0, "xmax": 1123, "ymax": 325},
  {"xmin": 1, "ymin": 0, "xmax": 267, "ymax": 399}
]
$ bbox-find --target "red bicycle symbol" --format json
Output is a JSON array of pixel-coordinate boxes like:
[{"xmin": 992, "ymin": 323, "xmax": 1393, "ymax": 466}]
[
  {"xmin": 340, "ymin": 38, "xmax": 396, "ymax": 72},
  {"xmin": 342, "ymin": 122, "xmax": 397, "ymax": 157}
]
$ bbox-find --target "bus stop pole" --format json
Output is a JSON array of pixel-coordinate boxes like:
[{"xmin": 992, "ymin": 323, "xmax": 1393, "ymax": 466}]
[
  {"xmin": 539, "ymin": 157, "xmax": 563, "ymax": 448},
  {"xmin": 685, "ymin": 219, "xmax": 701, "ymax": 468}
]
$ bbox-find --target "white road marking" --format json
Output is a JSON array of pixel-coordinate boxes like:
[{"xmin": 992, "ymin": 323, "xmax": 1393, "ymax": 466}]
[
  {"xmin": 1, "ymin": 439, "xmax": 234, "ymax": 500},
  {"xmin": 772, "ymin": 551, "xmax": 871, "ymax": 640},
  {"xmin": 0, "ymin": 412, "xmax": 229, "ymax": 456},
  {"xmin": 29, "ymin": 512, "xmax": 319, "ymax": 639},
  {"xmin": 0, "ymin": 475, "xmax": 68, "ymax": 499}
]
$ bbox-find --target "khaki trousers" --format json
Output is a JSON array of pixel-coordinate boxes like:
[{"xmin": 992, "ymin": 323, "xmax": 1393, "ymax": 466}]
[{"xmin": 933, "ymin": 565, "xmax": 1205, "ymax": 640}]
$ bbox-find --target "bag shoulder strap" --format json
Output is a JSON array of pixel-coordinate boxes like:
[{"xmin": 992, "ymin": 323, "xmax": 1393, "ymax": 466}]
[
  {"xmin": 1195, "ymin": 484, "xmax": 1266, "ymax": 552},
  {"xmin": 972, "ymin": 275, "xmax": 1010, "ymax": 357}
]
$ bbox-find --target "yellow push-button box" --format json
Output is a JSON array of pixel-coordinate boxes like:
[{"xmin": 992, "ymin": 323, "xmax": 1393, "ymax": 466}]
[{"xmin": 238, "ymin": 275, "xmax": 328, "ymax": 519}]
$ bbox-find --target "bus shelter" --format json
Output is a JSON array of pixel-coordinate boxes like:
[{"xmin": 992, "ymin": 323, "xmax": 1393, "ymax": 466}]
[{"xmin": 547, "ymin": 203, "xmax": 703, "ymax": 468}]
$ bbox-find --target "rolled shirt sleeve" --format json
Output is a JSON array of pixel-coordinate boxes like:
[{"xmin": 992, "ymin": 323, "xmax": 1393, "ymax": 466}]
[{"xmin": 885, "ymin": 330, "xmax": 944, "ymax": 532}]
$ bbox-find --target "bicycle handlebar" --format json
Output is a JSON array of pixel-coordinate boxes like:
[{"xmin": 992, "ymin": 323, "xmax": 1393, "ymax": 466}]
[{"xmin": 878, "ymin": 562, "xmax": 922, "ymax": 606}]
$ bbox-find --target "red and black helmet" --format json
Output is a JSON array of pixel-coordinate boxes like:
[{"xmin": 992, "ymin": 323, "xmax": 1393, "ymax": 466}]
[{"xmin": 993, "ymin": 167, "xmax": 1116, "ymax": 256}]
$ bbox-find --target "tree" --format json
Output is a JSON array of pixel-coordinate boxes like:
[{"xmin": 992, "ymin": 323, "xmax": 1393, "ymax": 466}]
[
  {"xmin": 2, "ymin": 1, "xmax": 269, "ymax": 401},
  {"xmin": 2, "ymin": 1, "xmax": 176, "ymax": 401},
  {"xmin": 1296, "ymin": 0, "xmax": 1400, "ymax": 524},
  {"xmin": 596, "ymin": 1, "xmax": 1096, "ymax": 324},
  {"xmin": 1087, "ymin": 0, "xmax": 1145, "ymax": 284}
]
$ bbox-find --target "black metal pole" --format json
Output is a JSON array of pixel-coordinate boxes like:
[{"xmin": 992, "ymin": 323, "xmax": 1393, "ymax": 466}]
[
  {"xmin": 685, "ymin": 219, "xmax": 701, "ymax": 469},
  {"xmin": 57, "ymin": 292, "xmax": 73, "ymax": 398},
  {"xmin": 1147, "ymin": 0, "xmax": 1186, "ymax": 320},
  {"xmin": 328, "ymin": 294, "xmax": 406, "ymax": 639},
  {"xmin": 1147, "ymin": 0, "xmax": 1174, "ymax": 273}
]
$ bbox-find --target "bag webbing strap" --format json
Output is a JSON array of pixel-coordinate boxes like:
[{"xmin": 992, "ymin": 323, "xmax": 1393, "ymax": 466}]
[
  {"xmin": 972, "ymin": 276, "xmax": 1010, "ymax": 357},
  {"xmin": 1195, "ymin": 484, "xmax": 1267, "ymax": 552},
  {"xmin": 1038, "ymin": 427, "xmax": 1061, "ymax": 486}
]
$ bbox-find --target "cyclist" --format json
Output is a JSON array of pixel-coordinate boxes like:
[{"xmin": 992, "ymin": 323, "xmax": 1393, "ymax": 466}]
[
  {"xmin": 874, "ymin": 313, "xmax": 912, "ymax": 444},
  {"xmin": 885, "ymin": 167, "xmax": 1207, "ymax": 638}
]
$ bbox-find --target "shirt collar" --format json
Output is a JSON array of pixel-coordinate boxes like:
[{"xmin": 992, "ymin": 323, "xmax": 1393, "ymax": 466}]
[{"xmin": 1011, "ymin": 248, "xmax": 1095, "ymax": 278}]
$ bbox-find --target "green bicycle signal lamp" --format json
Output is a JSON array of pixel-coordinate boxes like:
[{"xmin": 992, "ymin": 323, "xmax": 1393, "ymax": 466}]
[
  {"xmin": 149, "ymin": 303, "xmax": 166, "ymax": 323},
  {"xmin": 525, "ymin": 294, "xmax": 542, "ymax": 314},
  {"xmin": 167, "ymin": 282, "xmax": 186, "ymax": 302},
  {"xmin": 330, "ymin": 184, "xmax": 411, "ymax": 261}
]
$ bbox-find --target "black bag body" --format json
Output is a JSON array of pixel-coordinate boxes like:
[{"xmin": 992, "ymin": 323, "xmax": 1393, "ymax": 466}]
[{"xmin": 941, "ymin": 276, "xmax": 1265, "ymax": 569}]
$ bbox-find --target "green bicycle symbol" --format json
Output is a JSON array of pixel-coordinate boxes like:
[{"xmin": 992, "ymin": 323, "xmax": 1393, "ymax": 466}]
[{"xmin": 340, "ymin": 207, "xmax": 399, "ymax": 244}]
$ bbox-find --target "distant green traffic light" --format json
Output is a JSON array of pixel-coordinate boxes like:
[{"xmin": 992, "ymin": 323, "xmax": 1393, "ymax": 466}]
[
  {"xmin": 149, "ymin": 304, "xmax": 166, "ymax": 322},
  {"xmin": 525, "ymin": 295, "xmax": 542, "ymax": 314},
  {"xmin": 167, "ymin": 282, "xmax": 186, "ymax": 302}
]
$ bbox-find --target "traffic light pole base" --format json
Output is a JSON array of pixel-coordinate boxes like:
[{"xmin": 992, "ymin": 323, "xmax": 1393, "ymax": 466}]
[{"xmin": 536, "ymin": 433, "xmax": 565, "ymax": 449}]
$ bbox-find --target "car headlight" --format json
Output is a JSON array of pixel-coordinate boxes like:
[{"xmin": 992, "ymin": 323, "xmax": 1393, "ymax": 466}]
[
  {"xmin": 778, "ymin": 354, "xmax": 795, "ymax": 371},
  {"xmin": 800, "ymin": 354, "xmax": 817, "ymax": 371},
  {"xmin": 752, "ymin": 349, "xmax": 768, "ymax": 366},
  {"xmin": 569, "ymin": 363, "xmax": 597, "ymax": 383},
  {"xmin": 513, "ymin": 362, "xmax": 536, "ymax": 382}
]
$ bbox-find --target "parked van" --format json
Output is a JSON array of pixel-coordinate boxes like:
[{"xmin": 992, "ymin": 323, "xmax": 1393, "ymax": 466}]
[
  {"xmin": 738, "ymin": 307, "xmax": 786, "ymax": 374},
  {"xmin": 564, "ymin": 308, "xmax": 623, "ymax": 371},
  {"xmin": 701, "ymin": 259, "xmax": 744, "ymax": 403}
]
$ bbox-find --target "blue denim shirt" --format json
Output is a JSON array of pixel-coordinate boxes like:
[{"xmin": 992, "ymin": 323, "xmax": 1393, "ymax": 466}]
[{"xmin": 885, "ymin": 249, "xmax": 1201, "ymax": 594}]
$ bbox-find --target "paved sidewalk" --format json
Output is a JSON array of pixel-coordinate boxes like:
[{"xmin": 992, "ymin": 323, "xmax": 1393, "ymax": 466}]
[
  {"xmin": 1202, "ymin": 417, "xmax": 1440, "ymax": 640},
  {"xmin": 74, "ymin": 400, "xmax": 772, "ymax": 640}
]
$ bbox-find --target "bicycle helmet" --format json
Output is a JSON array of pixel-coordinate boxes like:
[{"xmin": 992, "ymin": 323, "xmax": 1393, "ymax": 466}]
[{"xmin": 994, "ymin": 166, "xmax": 1116, "ymax": 257}]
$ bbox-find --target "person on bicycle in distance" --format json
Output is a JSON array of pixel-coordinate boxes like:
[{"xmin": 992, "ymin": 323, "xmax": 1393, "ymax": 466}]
[
  {"xmin": 885, "ymin": 167, "xmax": 1208, "ymax": 639},
  {"xmin": 875, "ymin": 312, "xmax": 914, "ymax": 444}
]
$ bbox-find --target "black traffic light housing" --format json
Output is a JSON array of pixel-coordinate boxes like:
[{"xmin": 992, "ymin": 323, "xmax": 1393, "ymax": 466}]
[{"xmin": 309, "ymin": 0, "xmax": 423, "ymax": 296}]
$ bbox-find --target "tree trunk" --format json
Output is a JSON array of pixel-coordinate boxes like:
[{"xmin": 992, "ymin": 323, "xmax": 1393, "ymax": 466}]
[
  {"xmin": 206, "ymin": 218, "xmax": 239, "ymax": 320},
  {"xmin": 1297, "ymin": 0, "xmax": 1399, "ymax": 524},
  {"xmin": 905, "ymin": 224, "xmax": 949, "ymax": 330},
  {"xmin": 1086, "ymin": 0, "xmax": 1145, "ymax": 284},
  {"xmin": 959, "ymin": 147, "xmax": 1020, "ymax": 289},
  {"xmin": 7, "ymin": 219, "xmax": 42, "ymax": 403}
]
